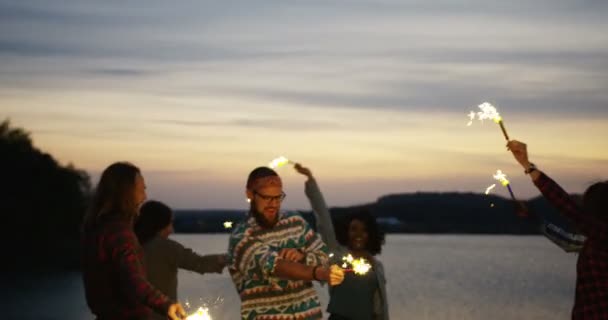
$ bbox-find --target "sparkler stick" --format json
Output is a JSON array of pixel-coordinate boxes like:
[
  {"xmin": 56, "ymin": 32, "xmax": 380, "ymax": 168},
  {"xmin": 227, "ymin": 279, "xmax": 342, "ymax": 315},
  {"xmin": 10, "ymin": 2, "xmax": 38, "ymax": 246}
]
[{"xmin": 492, "ymin": 170, "xmax": 528, "ymax": 217}]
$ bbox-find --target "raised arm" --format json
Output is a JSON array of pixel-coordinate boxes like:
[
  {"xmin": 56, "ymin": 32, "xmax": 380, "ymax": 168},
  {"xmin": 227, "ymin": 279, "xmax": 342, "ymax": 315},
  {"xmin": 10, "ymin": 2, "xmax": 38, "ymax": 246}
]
[
  {"xmin": 507, "ymin": 140, "xmax": 608, "ymax": 240},
  {"xmin": 294, "ymin": 163, "xmax": 341, "ymax": 252}
]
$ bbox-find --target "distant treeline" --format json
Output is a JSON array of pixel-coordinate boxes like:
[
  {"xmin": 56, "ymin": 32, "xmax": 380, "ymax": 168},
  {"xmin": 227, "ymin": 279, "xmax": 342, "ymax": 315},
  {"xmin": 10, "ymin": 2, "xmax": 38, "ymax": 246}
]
[
  {"xmin": 1, "ymin": 119, "xmax": 91, "ymax": 271},
  {"xmin": 173, "ymin": 192, "xmax": 579, "ymax": 236}
]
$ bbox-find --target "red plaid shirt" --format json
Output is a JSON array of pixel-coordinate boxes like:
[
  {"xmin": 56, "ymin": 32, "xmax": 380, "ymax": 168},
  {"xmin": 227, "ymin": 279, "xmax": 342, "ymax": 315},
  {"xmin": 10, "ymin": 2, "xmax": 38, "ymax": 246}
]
[
  {"xmin": 535, "ymin": 173, "xmax": 608, "ymax": 319},
  {"xmin": 82, "ymin": 215, "xmax": 172, "ymax": 320}
]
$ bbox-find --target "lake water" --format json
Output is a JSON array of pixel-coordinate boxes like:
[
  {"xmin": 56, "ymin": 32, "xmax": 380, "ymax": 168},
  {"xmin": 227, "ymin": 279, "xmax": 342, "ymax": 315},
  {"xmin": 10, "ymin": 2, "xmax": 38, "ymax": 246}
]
[{"xmin": 4, "ymin": 234, "xmax": 577, "ymax": 319}]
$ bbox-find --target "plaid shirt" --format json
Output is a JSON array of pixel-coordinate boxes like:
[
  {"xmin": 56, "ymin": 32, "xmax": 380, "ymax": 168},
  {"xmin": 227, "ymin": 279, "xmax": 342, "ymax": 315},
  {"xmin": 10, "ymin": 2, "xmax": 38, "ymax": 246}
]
[
  {"xmin": 535, "ymin": 173, "xmax": 608, "ymax": 319},
  {"xmin": 82, "ymin": 215, "xmax": 172, "ymax": 320}
]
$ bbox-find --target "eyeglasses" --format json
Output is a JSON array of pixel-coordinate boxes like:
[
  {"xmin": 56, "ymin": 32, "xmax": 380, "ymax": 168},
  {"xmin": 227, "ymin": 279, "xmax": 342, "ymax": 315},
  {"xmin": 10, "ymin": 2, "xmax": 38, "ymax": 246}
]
[{"xmin": 253, "ymin": 191, "xmax": 286, "ymax": 202}]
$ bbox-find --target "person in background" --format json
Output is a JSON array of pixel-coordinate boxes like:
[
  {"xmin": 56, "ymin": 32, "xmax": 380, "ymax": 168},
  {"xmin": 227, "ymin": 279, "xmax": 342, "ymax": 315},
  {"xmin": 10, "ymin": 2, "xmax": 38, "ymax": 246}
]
[
  {"xmin": 507, "ymin": 139, "xmax": 608, "ymax": 319},
  {"xmin": 295, "ymin": 163, "xmax": 389, "ymax": 320},
  {"xmin": 135, "ymin": 200, "xmax": 227, "ymax": 319},
  {"xmin": 228, "ymin": 166, "xmax": 345, "ymax": 320},
  {"xmin": 81, "ymin": 162, "xmax": 185, "ymax": 320}
]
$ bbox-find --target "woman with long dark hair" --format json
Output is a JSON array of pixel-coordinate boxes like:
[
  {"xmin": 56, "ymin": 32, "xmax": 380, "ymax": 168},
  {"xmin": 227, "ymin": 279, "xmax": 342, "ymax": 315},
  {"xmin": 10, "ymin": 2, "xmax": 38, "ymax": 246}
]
[
  {"xmin": 81, "ymin": 162, "xmax": 185, "ymax": 320},
  {"xmin": 295, "ymin": 163, "xmax": 388, "ymax": 320}
]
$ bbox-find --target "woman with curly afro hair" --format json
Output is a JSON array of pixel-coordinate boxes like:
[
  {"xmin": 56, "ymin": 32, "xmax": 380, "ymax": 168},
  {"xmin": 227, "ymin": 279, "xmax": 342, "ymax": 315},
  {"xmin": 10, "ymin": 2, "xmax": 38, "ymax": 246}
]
[{"xmin": 295, "ymin": 163, "xmax": 388, "ymax": 320}]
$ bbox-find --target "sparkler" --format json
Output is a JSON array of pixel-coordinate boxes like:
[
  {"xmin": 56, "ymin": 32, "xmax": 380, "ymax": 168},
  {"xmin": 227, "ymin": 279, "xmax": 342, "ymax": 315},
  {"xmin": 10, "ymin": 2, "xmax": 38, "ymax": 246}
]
[
  {"xmin": 268, "ymin": 156, "xmax": 291, "ymax": 169},
  {"xmin": 223, "ymin": 221, "xmax": 233, "ymax": 229},
  {"xmin": 186, "ymin": 307, "xmax": 212, "ymax": 320},
  {"xmin": 341, "ymin": 254, "xmax": 372, "ymax": 275},
  {"xmin": 467, "ymin": 102, "xmax": 510, "ymax": 141},
  {"xmin": 492, "ymin": 170, "xmax": 528, "ymax": 217},
  {"xmin": 184, "ymin": 296, "xmax": 224, "ymax": 320}
]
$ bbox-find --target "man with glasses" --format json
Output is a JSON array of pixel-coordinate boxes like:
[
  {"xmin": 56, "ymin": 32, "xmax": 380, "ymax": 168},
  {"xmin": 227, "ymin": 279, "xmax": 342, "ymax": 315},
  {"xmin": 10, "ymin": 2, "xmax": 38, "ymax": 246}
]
[{"xmin": 228, "ymin": 166, "xmax": 344, "ymax": 320}]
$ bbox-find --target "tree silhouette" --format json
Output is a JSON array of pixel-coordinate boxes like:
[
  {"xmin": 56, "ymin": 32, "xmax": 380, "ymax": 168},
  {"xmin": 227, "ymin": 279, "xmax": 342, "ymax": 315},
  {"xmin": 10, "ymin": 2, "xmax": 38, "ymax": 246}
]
[{"xmin": 0, "ymin": 119, "xmax": 91, "ymax": 271}]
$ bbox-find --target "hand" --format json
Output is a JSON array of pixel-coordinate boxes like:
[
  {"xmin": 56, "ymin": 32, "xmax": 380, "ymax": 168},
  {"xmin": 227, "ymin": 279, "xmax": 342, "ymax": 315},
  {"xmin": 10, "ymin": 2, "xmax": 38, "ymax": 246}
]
[
  {"xmin": 506, "ymin": 140, "xmax": 531, "ymax": 169},
  {"xmin": 294, "ymin": 163, "xmax": 313, "ymax": 179},
  {"xmin": 279, "ymin": 248, "xmax": 306, "ymax": 262},
  {"xmin": 167, "ymin": 302, "xmax": 186, "ymax": 320},
  {"xmin": 328, "ymin": 264, "xmax": 345, "ymax": 286}
]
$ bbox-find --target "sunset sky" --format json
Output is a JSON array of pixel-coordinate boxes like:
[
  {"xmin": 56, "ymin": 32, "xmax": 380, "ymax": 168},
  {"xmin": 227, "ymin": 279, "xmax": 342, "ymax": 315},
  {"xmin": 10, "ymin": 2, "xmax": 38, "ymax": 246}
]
[{"xmin": 2, "ymin": 0, "xmax": 607, "ymax": 209}]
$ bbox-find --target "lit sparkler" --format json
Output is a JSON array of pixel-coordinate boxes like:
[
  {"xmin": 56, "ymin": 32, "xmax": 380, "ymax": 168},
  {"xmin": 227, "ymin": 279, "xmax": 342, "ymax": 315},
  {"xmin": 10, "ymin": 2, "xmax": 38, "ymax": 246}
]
[
  {"xmin": 467, "ymin": 102, "xmax": 510, "ymax": 141},
  {"xmin": 492, "ymin": 169, "xmax": 528, "ymax": 217},
  {"xmin": 223, "ymin": 221, "xmax": 233, "ymax": 229},
  {"xmin": 493, "ymin": 170, "xmax": 516, "ymax": 199},
  {"xmin": 268, "ymin": 156, "xmax": 291, "ymax": 169},
  {"xmin": 341, "ymin": 254, "xmax": 372, "ymax": 275},
  {"xmin": 186, "ymin": 307, "xmax": 212, "ymax": 320}
]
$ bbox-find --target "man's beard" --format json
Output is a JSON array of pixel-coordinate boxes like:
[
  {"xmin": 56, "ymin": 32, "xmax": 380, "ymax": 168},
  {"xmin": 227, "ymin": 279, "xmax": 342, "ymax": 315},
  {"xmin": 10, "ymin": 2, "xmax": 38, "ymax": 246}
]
[{"xmin": 251, "ymin": 204, "xmax": 278, "ymax": 229}]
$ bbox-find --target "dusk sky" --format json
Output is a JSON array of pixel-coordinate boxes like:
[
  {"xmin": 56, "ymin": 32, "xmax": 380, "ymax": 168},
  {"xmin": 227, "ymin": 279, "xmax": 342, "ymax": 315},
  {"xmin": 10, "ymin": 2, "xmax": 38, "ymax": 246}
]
[{"xmin": 2, "ymin": 0, "xmax": 607, "ymax": 209}]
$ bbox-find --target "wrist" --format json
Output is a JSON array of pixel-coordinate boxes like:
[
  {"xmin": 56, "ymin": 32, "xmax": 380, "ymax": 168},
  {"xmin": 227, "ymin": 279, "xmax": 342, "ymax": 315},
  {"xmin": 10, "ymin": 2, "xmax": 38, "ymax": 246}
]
[
  {"xmin": 524, "ymin": 162, "xmax": 537, "ymax": 174},
  {"xmin": 313, "ymin": 266, "xmax": 328, "ymax": 281}
]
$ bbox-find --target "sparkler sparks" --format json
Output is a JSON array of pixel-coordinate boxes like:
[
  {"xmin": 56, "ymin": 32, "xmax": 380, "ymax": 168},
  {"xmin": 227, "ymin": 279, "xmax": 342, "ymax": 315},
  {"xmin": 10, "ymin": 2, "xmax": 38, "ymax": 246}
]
[
  {"xmin": 186, "ymin": 307, "xmax": 212, "ymax": 320},
  {"xmin": 485, "ymin": 184, "xmax": 496, "ymax": 195},
  {"xmin": 223, "ymin": 221, "xmax": 233, "ymax": 229},
  {"xmin": 268, "ymin": 156, "xmax": 291, "ymax": 169},
  {"xmin": 341, "ymin": 254, "xmax": 372, "ymax": 275},
  {"xmin": 493, "ymin": 170, "xmax": 510, "ymax": 187},
  {"xmin": 467, "ymin": 102, "xmax": 510, "ymax": 140}
]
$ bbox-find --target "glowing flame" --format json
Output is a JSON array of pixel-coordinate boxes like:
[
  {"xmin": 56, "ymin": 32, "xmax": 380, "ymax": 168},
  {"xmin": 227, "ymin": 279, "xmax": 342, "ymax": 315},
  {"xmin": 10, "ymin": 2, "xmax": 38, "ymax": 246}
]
[
  {"xmin": 223, "ymin": 221, "xmax": 233, "ymax": 229},
  {"xmin": 493, "ymin": 170, "xmax": 510, "ymax": 186},
  {"xmin": 186, "ymin": 307, "xmax": 212, "ymax": 320},
  {"xmin": 268, "ymin": 156, "xmax": 291, "ymax": 169},
  {"xmin": 485, "ymin": 184, "xmax": 496, "ymax": 195},
  {"xmin": 467, "ymin": 102, "xmax": 502, "ymax": 125},
  {"xmin": 341, "ymin": 254, "xmax": 371, "ymax": 275}
]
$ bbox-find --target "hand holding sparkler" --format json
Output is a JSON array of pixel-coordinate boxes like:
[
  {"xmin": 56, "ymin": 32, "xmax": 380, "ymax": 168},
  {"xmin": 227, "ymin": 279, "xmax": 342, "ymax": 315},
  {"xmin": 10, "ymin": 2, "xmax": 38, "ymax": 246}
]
[
  {"xmin": 293, "ymin": 163, "xmax": 313, "ymax": 180},
  {"xmin": 328, "ymin": 264, "xmax": 345, "ymax": 286},
  {"xmin": 168, "ymin": 302, "xmax": 186, "ymax": 320},
  {"xmin": 507, "ymin": 140, "xmax": 541, "ymax": 180}
]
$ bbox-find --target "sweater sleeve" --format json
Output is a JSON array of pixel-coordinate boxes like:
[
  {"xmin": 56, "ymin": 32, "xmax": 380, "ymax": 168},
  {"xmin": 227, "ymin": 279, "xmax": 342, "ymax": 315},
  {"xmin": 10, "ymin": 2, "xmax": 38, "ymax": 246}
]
[
  {"xmin": 534, "ymin": 172, "xmax": 608, "ymax": 241},
  {"xmin": 304, "ymin": 178, "xmax": 341, "ymax": 253},
  {"xmin": 172, "ymin": 239, "xmax": 225, "ymax": 274}
]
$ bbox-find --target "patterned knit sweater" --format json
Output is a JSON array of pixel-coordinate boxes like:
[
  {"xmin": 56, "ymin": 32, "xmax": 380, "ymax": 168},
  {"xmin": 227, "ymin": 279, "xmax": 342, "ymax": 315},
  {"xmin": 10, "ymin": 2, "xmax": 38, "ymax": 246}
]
[{"xmin": 228, "ymin": 211, "xmax": 329, "ymax": 320}]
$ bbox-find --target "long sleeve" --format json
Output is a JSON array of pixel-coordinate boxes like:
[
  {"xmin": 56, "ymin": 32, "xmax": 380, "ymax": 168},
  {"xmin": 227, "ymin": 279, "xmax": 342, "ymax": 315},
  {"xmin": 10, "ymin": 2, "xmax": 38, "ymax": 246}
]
[
  {"xmin": 534, "ymin": 172, "xmax": 608, "ymax": 241},
  {"xmin": 299, "ymin": 214, "xmax": 330, "ymax": 267},
  {"xmin": 173, "ymin": 239, "xmax": 225, "ymax": 274},
  {"xmin": 108, "ymin": 225, "xmax": 172, "ymax": 315},
  {"xmin": 305, "ymin": 178, "xmax": 341, "ymax": 253}
]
